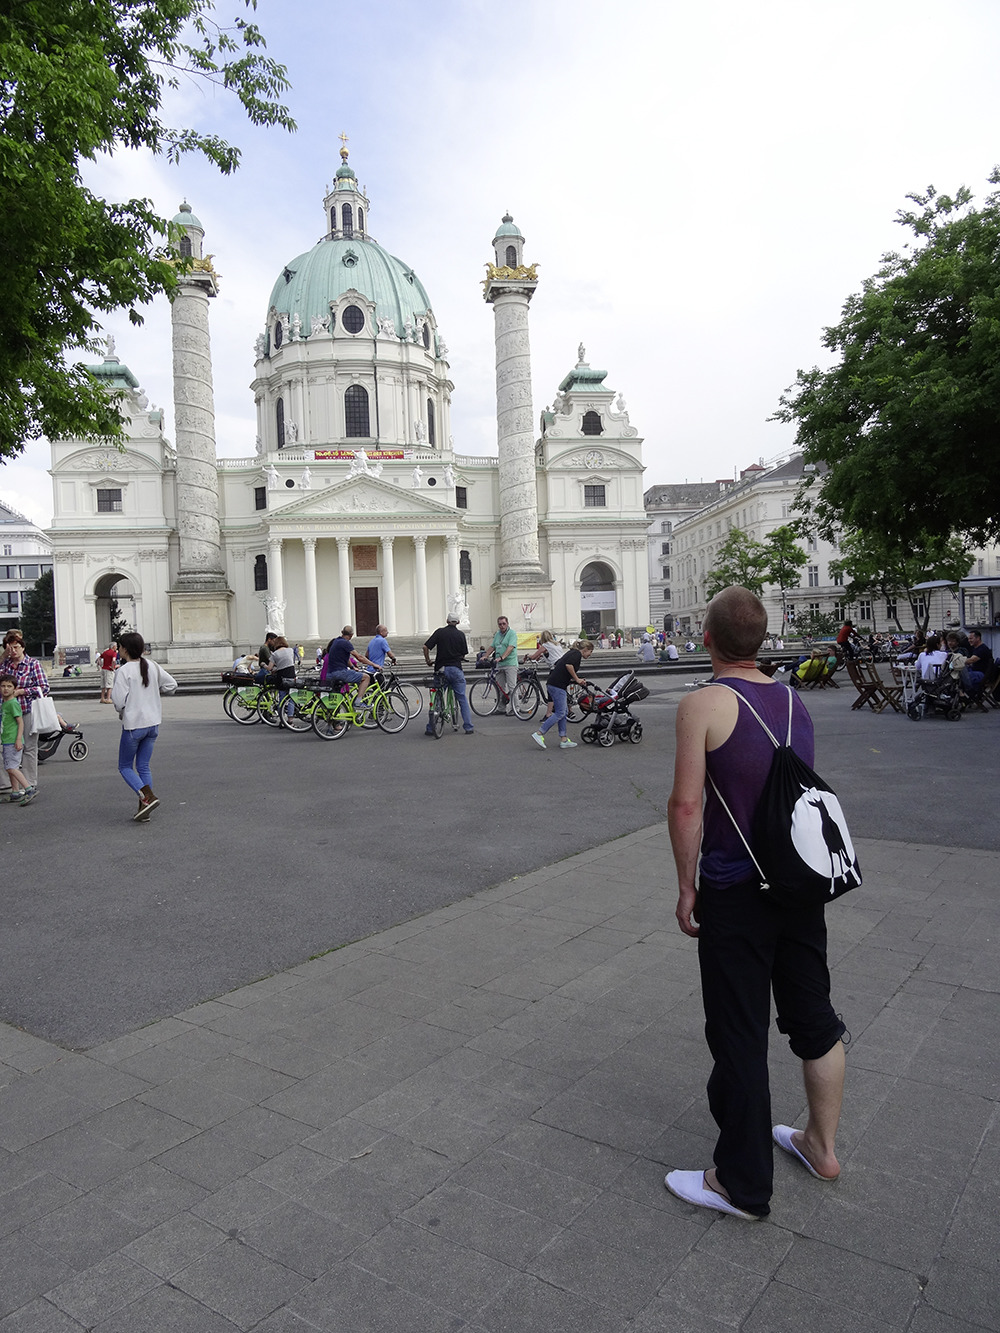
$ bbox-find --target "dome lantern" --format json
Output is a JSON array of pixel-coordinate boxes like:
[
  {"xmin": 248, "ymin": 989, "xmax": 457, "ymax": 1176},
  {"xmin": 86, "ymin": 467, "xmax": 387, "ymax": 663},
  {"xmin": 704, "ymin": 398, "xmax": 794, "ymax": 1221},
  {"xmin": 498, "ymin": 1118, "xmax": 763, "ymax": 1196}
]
[
  {"xmin": 323, "ymin": 133, "xmax": 371, "ymax": 243},
  {"xmin": 492, "ymin": 213, "xmax": 524, "ymax": 269}
]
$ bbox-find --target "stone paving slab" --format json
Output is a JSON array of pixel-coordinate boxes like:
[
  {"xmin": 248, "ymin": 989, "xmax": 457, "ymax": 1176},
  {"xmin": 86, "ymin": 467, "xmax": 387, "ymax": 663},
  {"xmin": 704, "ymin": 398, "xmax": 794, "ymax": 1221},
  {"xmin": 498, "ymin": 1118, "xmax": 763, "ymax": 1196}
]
[{"xmin": 0, "ymin": 829, "xmax": 998, "ymax": 1331}]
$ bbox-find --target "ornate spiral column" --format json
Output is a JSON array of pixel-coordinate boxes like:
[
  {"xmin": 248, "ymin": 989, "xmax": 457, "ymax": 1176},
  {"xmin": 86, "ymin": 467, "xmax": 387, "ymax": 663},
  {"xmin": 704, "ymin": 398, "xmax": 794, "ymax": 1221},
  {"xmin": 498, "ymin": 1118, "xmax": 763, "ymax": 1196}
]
[{"xmin": 380, "ymin": 536, "xmax": 397, "ymax": 634}]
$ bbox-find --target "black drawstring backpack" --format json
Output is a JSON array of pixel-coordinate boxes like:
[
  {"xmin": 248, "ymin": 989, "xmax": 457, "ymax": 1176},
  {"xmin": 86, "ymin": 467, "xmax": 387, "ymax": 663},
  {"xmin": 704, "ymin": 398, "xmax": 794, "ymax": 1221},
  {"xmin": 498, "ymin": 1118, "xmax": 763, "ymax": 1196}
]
[{"xmin": 706, "ymin": 684, "xmax": 862, "ymax": 909}]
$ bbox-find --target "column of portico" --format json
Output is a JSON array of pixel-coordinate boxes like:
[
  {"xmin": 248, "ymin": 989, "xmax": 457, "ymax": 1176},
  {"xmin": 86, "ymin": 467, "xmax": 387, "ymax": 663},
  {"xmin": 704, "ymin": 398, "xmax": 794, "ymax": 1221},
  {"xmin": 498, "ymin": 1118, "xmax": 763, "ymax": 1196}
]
[
  {"xmin": 380, "ymin": 536, "xmax": 397, "ymax": 634},
  {"xmin": 302, "ymin": 537, "xmax": 319, "ymax": 639},
  {"xmin": 336, "ymin": 536, "xmax": 351, "ymax": 629},
  {"xmin": 446, "ymin": 534, "xmax": 461, "ymax": 610},
  {"xmin": 413, "ymin": 535, "xmax": 429, "ymax": 635},
  {"xmin": 267, "ymin": 538, "xmax": 284, "ymax": 606}
]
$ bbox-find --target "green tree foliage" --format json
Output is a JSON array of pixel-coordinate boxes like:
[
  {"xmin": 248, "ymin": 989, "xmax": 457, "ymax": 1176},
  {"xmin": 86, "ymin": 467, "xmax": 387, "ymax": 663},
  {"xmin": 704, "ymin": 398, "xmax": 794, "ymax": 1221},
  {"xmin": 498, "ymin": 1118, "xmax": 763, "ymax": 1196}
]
[
  {"xmin": 828, "ymin": 528, "xmax": 971, "ymax": 633},
  {"xmin": 775, "ymin": 174, "xmax": 1000, "ymax": 547},
  {"xmin": 705, "ymin": 528, "xmax": 769, "ymax": 599},
  {"xmin": 19, "ymin": 568, "xmax": 55, "ymax": 655},
  {"xmin": 0, "ymin": 0, "xmax": 294, "ymax": 458},
  {"xmin": 762, "ymin": 524, "xmax": 808, "ymax": 624},
  {"xmin": 795, "ymin": 609, "xmax": 837, "ymax": 640}
]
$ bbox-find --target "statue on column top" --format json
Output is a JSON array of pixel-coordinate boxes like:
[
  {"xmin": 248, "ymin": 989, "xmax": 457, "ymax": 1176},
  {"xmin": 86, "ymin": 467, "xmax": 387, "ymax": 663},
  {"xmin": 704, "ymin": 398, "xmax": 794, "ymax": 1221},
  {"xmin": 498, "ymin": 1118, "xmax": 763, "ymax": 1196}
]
[
  {"xmin": 411, "ymin": 466, "xmax": 423, "ymax": 488},
  {"xmin": 265, "ymin": 464, "xmax": 279, "ymax": 490}
]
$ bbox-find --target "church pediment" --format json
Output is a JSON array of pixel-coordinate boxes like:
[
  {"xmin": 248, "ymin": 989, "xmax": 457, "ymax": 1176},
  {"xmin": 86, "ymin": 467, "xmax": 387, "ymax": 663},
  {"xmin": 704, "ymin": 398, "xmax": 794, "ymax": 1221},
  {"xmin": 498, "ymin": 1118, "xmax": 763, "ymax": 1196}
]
[
  {"xmin": 548, "ymin": 445, "xmax": 642, "ymax": 471},
  {"xmin": 266, "ymin": 473, "xmax": 458, "ymax": 519},
  {"xmin": 53, "ymin": 446, "xmax": 162, "ymax": 474}
]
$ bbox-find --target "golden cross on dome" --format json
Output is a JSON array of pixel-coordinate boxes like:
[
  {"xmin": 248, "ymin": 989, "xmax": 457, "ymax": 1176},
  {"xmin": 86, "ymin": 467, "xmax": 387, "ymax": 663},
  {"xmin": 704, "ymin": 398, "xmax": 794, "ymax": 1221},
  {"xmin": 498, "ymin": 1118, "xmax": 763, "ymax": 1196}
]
[{"xmin": 339, "ymin": 131, "xmax": 349, "ymax": 161}]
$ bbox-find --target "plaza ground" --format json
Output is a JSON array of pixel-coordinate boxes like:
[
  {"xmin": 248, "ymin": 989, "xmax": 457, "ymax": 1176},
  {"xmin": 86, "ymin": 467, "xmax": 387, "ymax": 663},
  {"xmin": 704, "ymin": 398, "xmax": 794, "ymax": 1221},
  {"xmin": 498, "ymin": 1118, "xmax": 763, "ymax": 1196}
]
[{"xmin": 0, "ymin": 682, "xmax": 996, "ymax": 1330}]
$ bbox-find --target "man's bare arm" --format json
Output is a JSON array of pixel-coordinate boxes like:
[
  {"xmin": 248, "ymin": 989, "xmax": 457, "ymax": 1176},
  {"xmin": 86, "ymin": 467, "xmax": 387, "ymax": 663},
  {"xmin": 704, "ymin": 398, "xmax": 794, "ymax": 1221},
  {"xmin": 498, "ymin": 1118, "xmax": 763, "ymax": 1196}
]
[{"xmin": 668, "ymin": 692, "xmax": 711, "ymax": 937}]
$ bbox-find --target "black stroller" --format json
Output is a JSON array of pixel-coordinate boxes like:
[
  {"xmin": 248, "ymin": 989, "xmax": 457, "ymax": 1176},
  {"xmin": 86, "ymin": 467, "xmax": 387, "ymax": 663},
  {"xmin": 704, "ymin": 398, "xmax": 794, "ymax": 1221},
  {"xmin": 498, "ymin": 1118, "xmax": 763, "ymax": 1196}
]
[
  {"xmin": 578, "ymin": 671, "xmax": 649, "ymax": 746},
  {"xmin": 906, "ymin": 659, "xmax": 963, "ymax": 721},
  {"xmin": 38, "ymin": 723, "xmax": 89, "ymax": 762}
]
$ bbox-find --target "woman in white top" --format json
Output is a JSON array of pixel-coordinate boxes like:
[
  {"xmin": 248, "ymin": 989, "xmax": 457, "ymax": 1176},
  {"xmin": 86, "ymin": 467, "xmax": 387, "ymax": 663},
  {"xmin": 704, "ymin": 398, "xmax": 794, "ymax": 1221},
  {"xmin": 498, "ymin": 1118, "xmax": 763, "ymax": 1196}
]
[
  {"xmin": 111, "ymin": 633, "xmax": 178, "ymax": 822},
  {"xmin": 915, "ymin": 633, "xmax": 948, "ymax": 682},
  {"xmin": 524, "ymin": 631, "xmax": 569, "ymax": 723}
]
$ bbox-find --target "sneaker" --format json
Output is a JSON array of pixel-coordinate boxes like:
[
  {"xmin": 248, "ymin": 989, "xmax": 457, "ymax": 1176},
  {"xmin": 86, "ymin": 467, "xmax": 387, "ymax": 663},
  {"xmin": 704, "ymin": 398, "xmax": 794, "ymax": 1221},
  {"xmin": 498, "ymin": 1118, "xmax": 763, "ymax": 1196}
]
[
  {"xmin": 133, "ymin": 798, "xmax": 152, "ymax": 822},
  {"xmin": 19, "ymin": 787, "xmax": 36, "ymax": 806},
  {"xmin": 464, "ymin": 727, "xmax": 475, "ymax": 734},
  {"xmin": 424, "ymin": 727, "xmax": 436, "ymax": 737},
  {"xmin": 559, "ymin": 738, "xmax": 578, "ymax": 749},
  {"xmin": 531, "ymin": 731, "xmax": 546, "ymax": 749}
]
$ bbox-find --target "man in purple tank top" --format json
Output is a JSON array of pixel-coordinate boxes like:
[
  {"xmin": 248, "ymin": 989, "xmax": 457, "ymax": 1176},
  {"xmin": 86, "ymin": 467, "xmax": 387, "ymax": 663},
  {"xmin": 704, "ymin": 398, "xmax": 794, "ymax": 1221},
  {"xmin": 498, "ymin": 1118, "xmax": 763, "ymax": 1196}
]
[{"xmin": 665, "ymin": 586, "xmax": 847, "ymax": 1220}]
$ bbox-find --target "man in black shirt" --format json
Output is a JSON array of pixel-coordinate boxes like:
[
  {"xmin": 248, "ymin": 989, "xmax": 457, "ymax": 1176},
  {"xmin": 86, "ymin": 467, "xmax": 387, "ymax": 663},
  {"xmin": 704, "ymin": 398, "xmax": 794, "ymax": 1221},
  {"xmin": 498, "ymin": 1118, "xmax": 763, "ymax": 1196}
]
[
  {"xmin": 422, "ymin": 614, "xmax": 475, "ymax": 735},
  {"xmin": 961, "ymin": 629, "xmax": 993, "ymax": 700}
]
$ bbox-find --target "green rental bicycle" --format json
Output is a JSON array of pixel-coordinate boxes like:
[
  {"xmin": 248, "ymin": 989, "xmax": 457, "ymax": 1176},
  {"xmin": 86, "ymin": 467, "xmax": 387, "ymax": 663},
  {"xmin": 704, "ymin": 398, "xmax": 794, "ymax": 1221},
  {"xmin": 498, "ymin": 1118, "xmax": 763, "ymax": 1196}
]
[{"xmin": 427, "ymin": 673, "xmax": 461, "ymax": 738}]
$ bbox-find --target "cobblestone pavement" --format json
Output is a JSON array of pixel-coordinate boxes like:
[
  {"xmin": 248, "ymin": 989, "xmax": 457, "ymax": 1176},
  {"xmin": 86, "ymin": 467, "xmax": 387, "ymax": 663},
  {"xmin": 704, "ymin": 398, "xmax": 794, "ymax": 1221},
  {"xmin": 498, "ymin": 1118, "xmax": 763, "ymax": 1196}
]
[{"xmin": 0, "ymin": 824, "xmax": 997, "ymax": 1331}]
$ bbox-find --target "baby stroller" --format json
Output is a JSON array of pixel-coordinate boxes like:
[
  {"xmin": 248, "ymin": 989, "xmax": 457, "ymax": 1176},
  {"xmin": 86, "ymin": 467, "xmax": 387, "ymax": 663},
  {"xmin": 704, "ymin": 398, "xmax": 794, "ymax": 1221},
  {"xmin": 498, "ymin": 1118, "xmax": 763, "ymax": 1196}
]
[
  {"xmin": 38, "ymin": 722, "xmax": 89, "ymax": 762},
  {"xmin": 907, "ymin": 659, "xmax": 964, "ymax": 722},
  {"xmin": 578, "ymin": 671, "xmax": 649, "ymax": 746}
]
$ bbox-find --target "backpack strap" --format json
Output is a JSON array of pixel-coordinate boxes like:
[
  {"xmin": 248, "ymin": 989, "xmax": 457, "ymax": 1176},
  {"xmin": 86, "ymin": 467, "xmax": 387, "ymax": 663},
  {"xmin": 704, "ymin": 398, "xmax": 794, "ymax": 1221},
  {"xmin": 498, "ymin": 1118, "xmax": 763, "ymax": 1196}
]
[{"xmin": 708, "ymin": 680, "xmax": 793, "ymax": 747}]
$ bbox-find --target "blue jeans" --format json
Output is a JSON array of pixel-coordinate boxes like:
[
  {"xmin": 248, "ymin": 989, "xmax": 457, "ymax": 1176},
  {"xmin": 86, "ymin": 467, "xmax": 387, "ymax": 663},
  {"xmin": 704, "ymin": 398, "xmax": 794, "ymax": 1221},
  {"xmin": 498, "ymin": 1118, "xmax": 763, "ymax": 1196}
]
[
  {"xmin": 540, "ymin": 685, "xmax": 568, "ymax": 737},
  {"xmin": 427, "ymin": 666, "xmax": 474, "ymax": 732},
  {"xmin": 119, "ymin": 725, "xmax": 159, "ymax": 794}
]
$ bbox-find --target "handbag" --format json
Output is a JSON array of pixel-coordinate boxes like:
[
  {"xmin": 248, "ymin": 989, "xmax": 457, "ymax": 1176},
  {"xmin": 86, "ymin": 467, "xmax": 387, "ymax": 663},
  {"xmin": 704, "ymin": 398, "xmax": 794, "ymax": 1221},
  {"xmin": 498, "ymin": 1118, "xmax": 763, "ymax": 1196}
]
[{"xmin": 28, "ymin": 693, "xmax": 59, "ymax": 735}]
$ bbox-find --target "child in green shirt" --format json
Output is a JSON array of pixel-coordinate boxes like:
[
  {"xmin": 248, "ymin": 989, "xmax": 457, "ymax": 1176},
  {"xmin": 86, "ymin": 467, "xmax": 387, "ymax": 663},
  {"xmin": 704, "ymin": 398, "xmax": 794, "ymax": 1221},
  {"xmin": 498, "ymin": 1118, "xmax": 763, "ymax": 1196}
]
[{"xmin": 0, "ymin": 676, "xmax": 32, "ymax": 804}]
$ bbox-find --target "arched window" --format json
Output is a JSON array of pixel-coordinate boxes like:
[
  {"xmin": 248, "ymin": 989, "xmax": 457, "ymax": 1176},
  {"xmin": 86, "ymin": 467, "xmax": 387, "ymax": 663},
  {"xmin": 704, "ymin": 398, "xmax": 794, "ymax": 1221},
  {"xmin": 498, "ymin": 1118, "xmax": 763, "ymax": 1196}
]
[
  {"xmin": 344, "ymin": 384, "xmax": 370, "ymax": 437},
  {"xmin": 357, "ymin": 207, "xmax": 365, "ymax": 234},
  {"xmin": 582, "ymin": 410, "xmax": 603, "ymax": 436},
  {"xmin": 422, "ymin": 322, "xmax": 430, "ymax": 350},
  {"xmin": 505, "ymin": 244, "xmax": 517, "ymax": 267},
  {"xmin": 273, "ymin": 320, "xmax": 282, "ymax": 349},
  {"xmin": 276, "ymin": 397, "xmax": 285, "ymax": 448},
  {"xmin": 254, "ymin": 555, "xmax": 268, "ymax": 590},
  {"xmin": 460, "ymin": 550, "xmax": 472, "ymax": 585},
  {"xmin": 330, "ymin": 207, "xmax": 336, "ymax": 235},
  {"xmin": 427, "ymin": 398, "xmax": 436, "ymax": 447},
  {"xmin": 341, "ymin": 203, "xmax": 353, "ymax": 238},
  {"xmin": 179, "ymin": 235, "xmax": 192, "ymax": 257}
]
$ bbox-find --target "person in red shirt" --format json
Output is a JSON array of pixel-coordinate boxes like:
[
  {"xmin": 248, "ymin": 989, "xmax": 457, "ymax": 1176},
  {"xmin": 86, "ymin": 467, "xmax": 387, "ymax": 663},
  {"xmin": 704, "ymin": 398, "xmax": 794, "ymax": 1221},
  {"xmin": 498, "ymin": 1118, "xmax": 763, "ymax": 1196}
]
[
  {"xmin": 98, "ymin": 642, "xmax": 118, "ymax": 703},
  {"xmin": 835, "ymin": 619, "xmax": 853, "ymax": 647}
]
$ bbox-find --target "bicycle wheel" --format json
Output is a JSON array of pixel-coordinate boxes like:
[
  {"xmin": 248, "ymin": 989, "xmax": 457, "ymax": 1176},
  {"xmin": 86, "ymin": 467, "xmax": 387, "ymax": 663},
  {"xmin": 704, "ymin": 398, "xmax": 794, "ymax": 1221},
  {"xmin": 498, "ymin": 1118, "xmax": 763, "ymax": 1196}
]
[
  {"xmin": 565, "ymin": 683, "xmax": 586, "ymax": 724},
  {"xmin": 375, "ymin": 692, "xmax": 409, "ymax": 733},
  {"xmin": 432, "ymin": 692, "xmax": 445, "ymax": 738},
  {"xmin": 258, "ymin": 688, "xmax": 281, "ymax": 727},
  {"xmin": 222, "ymin": 687, "xmax": 237, "ymax": 719},
  {"xmin": 357, "ymin": 692, "xmax": 379, "ymax": 729},
  {"xmin": 312, "ymin": 698, "xmax": 349, "ymax": 740},
  {"xmin": 512, "ymin": 680, "xmax": 540, "ymax": 720},
  {"xmin": 230, "ymin": 690, "xmax": 260, "ymax": 725},
  {"xmin": 281, "ymin": 692, "xmax": 315, "ymax": 732},
  {"xmin": 394, "ymin": 680, "xmax": 423, "ymax": 716},
  {"xmin": 469, "ymin": 680, "xmax": 499, "ymax": 716}
]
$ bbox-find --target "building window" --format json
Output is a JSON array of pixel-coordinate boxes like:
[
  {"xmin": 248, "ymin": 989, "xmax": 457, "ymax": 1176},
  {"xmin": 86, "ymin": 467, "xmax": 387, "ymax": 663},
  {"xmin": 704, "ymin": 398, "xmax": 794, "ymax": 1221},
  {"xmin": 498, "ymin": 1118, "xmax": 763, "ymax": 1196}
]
[
  {"xmin": 786, "ymin": 603, "xmax": 795, "ymax": 623},
  {"xmin": 19, "ymin": 565, "xmax": 39, "ymax": 580},
  {"xmin": 459, "ymin": 549, "xmax": 472, "ymax": 584},
  {"xmin": 422, "ymin": 322, "xmax": 431, "ymax": 350},
  {"xmin": 341, "ymin": 203, "xmax": 353, "ymax": 237},
  {"xmin": 1, "ymin": 545, "xmax": 10, "ymax": 556},
  {"xmin": 859, "ymin": 599, "xmax": 873, "ymax": 621},
  {"xmin": 254, "ymin": 486, "xmax": 267, "ymax": 511},
  {"xmin": 584, "ymin": 484, "xmax": 606, "ymax": 507},
  {"xmin": 427, "ymin": 398, "xmax": 435, "ymax": 446},
  {"xmin": 662, "ymin": 566, "xmax": 671, "ymax": 580},
  {"xmin": 253, "ymin": 555, "xmax": 268, "ymax": 591},
  {"xmin": 807, "ymin": 565, "xmax": 819, "ymax": 587},
  {"xmin": 663, "ymin": 588, "xmax": 671, "ymax": 602},
  {"xmin": 273, "ymin": 320, "xmax": 282, "ymax": 349},
  {"xmin": 357, "ymin": 207, "xmax": 364, "ymax": 233},
  {"xmin": 582, "ymin": 410, "xmax": 603, "ymax": 436},
  {"xmin": 330, "ymin": 207, "xmax": 336, "ymax": 235},
  {"xmin": 455, "ymin": 486, "xmax": 468, "ymax": 509},
  {"xmin": 342, "ymin": 304, "xmax": 365, "ymax": 334},
  {"xmin": 886, "ymin": 599, "xmax": 897, "ymax": 620},
  {"xmin": 97, "ymin": 488, "xmax": 123, "ymax": 513},
  {"xmin": 915, "ymin": 597, "xmax": 927, "ymax": 619},
  {"xmin": 660, "ymin": 541, "xmax": 671, "ymax": 555},
  {"xmin": 179, "ymin": 235, "xmax": 192, "ymax": 258},
  {"xmin": 276, "ymin": 397, "xmax": 285, "ymax": 448},
  {"xmin": 833, "ymin": 601, "xmax": 846, "ymax": 620},
  {"xmin": 807, "ymin": 534, "xmax": 818, "ymax": 552},
  {"xmin": 661, "ymin": 521, "xmax": 672, "ymax": 534},
  {"xmin": 344, "ymin": 384, "xmax": 370, "ymax": 437},
  {"xmin": 0, "ymin": 593, "xmax": 18, "ymax": 613},
  {"xmin": 809, "ymin": 602, "xmax": 820, "ymax": 616},
  {"xmin": 977, "ymin": 558, "xmax": 985, "ymax": 575},
  {"xmin": 833, "ymin": 571, "xmax": 843, "ymax": 586},
  {"xmin": 505, "ymin": 244, "xmax": 517, "ymax": 266}
]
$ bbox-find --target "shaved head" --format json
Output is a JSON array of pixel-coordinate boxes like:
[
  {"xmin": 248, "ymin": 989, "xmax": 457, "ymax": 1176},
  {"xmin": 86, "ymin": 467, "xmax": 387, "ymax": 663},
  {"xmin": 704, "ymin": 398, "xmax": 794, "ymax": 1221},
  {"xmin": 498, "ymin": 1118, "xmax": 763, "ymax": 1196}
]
[{"xmin": 703, "ymin": 586, "xmax": 768, "ymax": 662}]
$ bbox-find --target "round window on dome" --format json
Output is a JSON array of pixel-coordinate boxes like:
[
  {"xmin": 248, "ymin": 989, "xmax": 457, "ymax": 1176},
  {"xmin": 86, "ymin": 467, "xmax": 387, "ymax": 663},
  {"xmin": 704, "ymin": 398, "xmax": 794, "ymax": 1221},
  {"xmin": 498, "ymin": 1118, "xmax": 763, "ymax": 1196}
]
[
  {"xmin": 342, "ymin": 305, "xmax": 365, "ymax": 334},
  {"xmin": 284, "ymin": 477, "xmax": 295, "ymax": 488}
]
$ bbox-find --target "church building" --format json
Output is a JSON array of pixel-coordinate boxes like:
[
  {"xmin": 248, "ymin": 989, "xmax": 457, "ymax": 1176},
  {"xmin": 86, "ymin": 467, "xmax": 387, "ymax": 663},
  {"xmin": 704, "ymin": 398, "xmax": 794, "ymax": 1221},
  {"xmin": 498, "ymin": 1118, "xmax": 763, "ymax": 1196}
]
[{"xmin": 48, "ymin": 148, "xmax": 649, "ymax": 661}]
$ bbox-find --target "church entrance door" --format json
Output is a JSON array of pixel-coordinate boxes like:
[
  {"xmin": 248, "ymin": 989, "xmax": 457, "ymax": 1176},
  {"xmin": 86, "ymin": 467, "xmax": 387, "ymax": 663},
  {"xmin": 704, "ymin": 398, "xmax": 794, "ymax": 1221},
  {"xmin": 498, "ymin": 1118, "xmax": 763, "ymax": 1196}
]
[{"xmin": 354, "ymin": 587, "xmax": 379, "ymax": 636}]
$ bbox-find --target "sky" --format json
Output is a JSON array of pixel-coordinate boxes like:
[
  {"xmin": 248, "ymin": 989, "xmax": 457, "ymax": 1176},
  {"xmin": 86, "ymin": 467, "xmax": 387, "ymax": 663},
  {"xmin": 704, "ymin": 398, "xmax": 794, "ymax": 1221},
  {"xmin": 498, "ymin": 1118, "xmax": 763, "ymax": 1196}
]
[{"xmin": 6, "ymin": 0, "xmax": 1000, "ymax": 526}]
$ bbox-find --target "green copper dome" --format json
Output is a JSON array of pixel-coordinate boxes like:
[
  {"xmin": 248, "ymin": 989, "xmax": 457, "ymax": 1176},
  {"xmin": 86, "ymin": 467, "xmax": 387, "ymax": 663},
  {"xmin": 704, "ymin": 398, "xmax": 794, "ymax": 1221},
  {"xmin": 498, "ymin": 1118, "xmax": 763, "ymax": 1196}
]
[
  {"xmin": 494, "ymin": 213, "xmax": 522, "ymax": 239},
  {"xmin": 335, "ymin": 163, "xmax": 356, "ymax": 181},
  {"xmin": 172, "ymin": 201, "xmax": 203, "ymax": 229},
  {"xmin": 266, "ymin": 236, "xmax": 433, "ymax": 336}
]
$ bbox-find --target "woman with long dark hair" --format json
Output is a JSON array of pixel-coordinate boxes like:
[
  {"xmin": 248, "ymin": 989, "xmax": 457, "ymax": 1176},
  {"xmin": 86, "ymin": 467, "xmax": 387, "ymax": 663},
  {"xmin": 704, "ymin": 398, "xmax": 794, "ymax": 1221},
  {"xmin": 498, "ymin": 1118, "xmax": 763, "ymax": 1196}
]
[{"xmin": 111, "ymin": 633, "xmax": 177, "ymax": 821}]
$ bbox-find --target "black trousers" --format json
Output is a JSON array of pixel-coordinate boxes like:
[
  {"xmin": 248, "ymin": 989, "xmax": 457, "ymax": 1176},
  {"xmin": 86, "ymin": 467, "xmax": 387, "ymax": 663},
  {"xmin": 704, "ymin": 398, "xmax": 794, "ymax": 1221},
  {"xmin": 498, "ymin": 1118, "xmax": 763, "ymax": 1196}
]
[{"xmin": 697, "ymin": 875, "xmax": 846, "ymax": 1216}]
